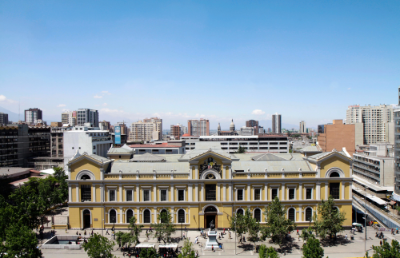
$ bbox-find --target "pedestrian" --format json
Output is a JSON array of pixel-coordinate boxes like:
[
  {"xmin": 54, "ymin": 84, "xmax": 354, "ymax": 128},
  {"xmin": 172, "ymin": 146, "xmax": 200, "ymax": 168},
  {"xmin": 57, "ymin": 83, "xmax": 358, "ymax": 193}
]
[
  {"xmin": 297, "ymin": 229, "xmax": 299, "ymax": 235},
  {"xmin": 84, "ymin": 230, "xmax": 87, "ymax": 235},
  {"xmin": 212, "ymin": 245, "xmax": 214, "ymax": 252},
  {"xmin": 106, "ymin": 229, "xmax": 109, "ymax": 235},
  {"xmin": 223, "ymin": 228, "xmax": 226, "ymax": 234},
  {"xmin": 183, "ymin": 232, "xmax": 186, "ymax": 239},
  {"xmin": 195, "ymin": 236, "xmax": 198, "ymax": 244},
  {"xmin": 345, "ymin": 234, "xmax": 348, "ymax": 241},
  {"xmin": 380, "ymin": 240, "xmax": 382, "ymax": 246}
]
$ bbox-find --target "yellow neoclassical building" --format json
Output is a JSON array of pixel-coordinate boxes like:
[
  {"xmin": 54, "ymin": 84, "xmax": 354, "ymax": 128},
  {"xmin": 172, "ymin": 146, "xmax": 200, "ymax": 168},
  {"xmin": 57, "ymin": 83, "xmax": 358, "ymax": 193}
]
[{"xmin": 66, "ymin": 143, "xmax": 353, "ymax": 230}]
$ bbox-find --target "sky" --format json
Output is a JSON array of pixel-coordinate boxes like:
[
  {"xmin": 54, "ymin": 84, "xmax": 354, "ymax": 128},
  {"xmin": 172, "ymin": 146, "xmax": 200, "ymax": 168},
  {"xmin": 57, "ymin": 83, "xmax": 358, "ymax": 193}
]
[{"xmin": 0, "ymin": 0, "xmax": 399, "ymax": 130}]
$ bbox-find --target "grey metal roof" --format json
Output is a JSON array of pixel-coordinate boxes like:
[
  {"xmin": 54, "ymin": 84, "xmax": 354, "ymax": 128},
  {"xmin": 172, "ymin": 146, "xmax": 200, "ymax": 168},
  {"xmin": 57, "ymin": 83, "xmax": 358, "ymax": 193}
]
[
  {"xmin": 307, "ymin": 151, "xmax": 348, "ymax": 162},
  {"xmin": 108, "ymin": 144, "xmax": 133, "ymax": 154},
  {"xmin": 0, "ymin": 167, "xmax": 33, "ymax": 176},
  {"xmin": 251, "ymin": 153, "xmax": 286, "ymax": 161},
  {"xmin": 300, "ymin": 146, "xmax": 321, "ymax": 153},
  {"xmin": 110, "ymin": 161, "xmax": 189, "ymax": 174},
  {"xmin": 88, "ymin": 154, "xmax": 111, "ymax": 163},
  {"xmin": 232, "ymin": 160, "xmax": 312, "ymax": 172},
  {"xmin": 131, "ymin": 153, "xmax": 166, "ymax": 162},
  {"xmin": 179, "ymin": 147, "xmax": 238, "ymax": 161}
]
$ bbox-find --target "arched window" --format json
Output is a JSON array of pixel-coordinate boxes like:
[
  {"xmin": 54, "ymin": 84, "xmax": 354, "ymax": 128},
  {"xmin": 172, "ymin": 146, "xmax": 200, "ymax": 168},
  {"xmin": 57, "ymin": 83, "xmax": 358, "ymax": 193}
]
[
  {"xmin": 81, "ymin": 175, "xmax": 91, "ymax": 180},
  {"xmin": 205, "ymin": 206, "xmax": 217, "ymax": 213},
  {"xmin": 126, "ymin": 210, "xmax": 133, "ymax": 223},
  {"xmin": 288, "ymin": 208, "xmax": 295, "ymax": 221},
  {"xmin": 109, "ymin": 210, "xmax": 117, "ymax": 223},
  {"xmin": 178, "ymin": 209, "xmax": 185, "ymax": 223},
  {"xmin": 144, "ymin": 210, "xmax": 151, "ymax": 223},
  {"xmin": 305, "ymin": 208, "xmax": 312, "ymax": 222},
  {"xmin": 237, "ymin": 209, "xmax": 244, "ymax": 216},
  {"xmin": 160, "ymin": 209, "xmax": 167, "ymax": 223},
  {"xmin": 333, "ymin": 207, "xmax": 339, "ymax": 214},
  {"xmin": 330, "ymin": 172, "xmax": 340, "ymax": 178},
  {"xmin": 254, "ymin": 209, "xmax": 261, "ymax": 222}
]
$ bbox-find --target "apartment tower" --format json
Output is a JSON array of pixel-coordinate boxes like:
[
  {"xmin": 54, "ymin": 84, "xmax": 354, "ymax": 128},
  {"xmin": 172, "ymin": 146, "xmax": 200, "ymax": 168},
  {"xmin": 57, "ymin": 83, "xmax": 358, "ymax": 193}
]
[
  {"xmin": 77, "ymin": 109, "xmax": 99, "ymax": 127},
  {"xmin": 299, "ymin": 121, "xmax": 306, "ymax": 133},
  {"xmin": 25, "ymin": 108, "xmax": 43, "ymax": 125},
  {"xmin": 272, "ymin": 113, "xmax": 281, "ymax": 134},
  {"xmin": 246, "ymin": 120, "xmax": 259, "ymax": 135},
  {"xmin": 188, "ymin": 119, "xmax": 210, "ymax": 137}
]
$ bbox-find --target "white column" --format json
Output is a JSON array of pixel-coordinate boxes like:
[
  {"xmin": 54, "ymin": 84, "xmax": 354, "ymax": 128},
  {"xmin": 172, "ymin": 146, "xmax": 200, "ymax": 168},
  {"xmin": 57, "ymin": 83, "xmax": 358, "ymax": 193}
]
[
  {"xmin": 195, "ymin": 166, "xmax": 199, "ymax": 179},
  {"xmin": 100, "ymin": 168, "xmax": 104, "ymax": 180},
  {"xmin": 190, "ymin": 166, "xmax": 193, "ymax": 180},
  {"xmin": 222, "ymin": 166, "xmax": 226, "ymax": 179},
  {"xmin": 93, "ymin": 185, "xmax": 96, "ymax": 202},
  {"xmin": 264, "ymin": 184, "xmax": 268, "ymax": 201},
  {"xmin": 229, "ymin": 184, "xmax": 232, "ymax": 201},
  {"xmin": 281, "ymin": 183, "xmax": 285, "ymax": 201},
  {"xmin": 120, "ymin": 207, "xmax": 123, "ymax": 223},
  {"xmin": 349, "ymin": 182, "xmax": 352, "ymax": 199},
  {"xmin": 201, "ymin": 184, "xmax": 204, "ymax": 202},
  {"xmin": 171, "ymin": 185, "xmax": 175, "ymax": 202},
  {"xmin": 119, "ymin": 185, "xmax": 122, "ymax": 202},
  {"xmin": 223, "ymin": 184, "xmax": 226, "ymax": 201},
  {"xmin": 188, "ymin": 184, "xmax": 193, "ymax": 201},
  {"xmin": 171, "ymin": 207, "xmax": 175, "ymax": 223},
  {"xmin": 69, "ymin": 186, "xmax": 72, "ymax": 202},
  {"xmin": 298, "ymin": 205, "xmax": 303, "ymax": 221},
  {"xmin": 136, "ymin": 184, "xmax": 139, "ymax": 202},
  {"xmin": 325, "ymin": 183, "xmax": 328, "ymax": 200},
  {"xmin": 153, "ymin": 185, "xmax": 157, "ymax": 202},
  {"xmin": 153, "ymin": 207, "xmax": 157, "ymax": 223},
  {"xmin": 75, "ymin": 185, "xmax": 80, "ymax": 202},
  {"xmin": 299, "ymin": 183, "xmax": 302, "ymax": 200},
  {"xmin": 341, "ymin": 183, "xmax": 345, "ymax": 200},
  {"xmin": 247, "ymin": 184, "xmax": 251, "ymax": 201},
  {"xmin": 100, "ymin": 185, "xmax": 103, "ymax": 202},
  {"xmin": 195, "ymin": 184, "xmax": 198, "ymax": 202},
  {"xmin": 68, "ymin": 168, "xmax": 71, "ymax": 180},
  {"xmin": 136, "ymin": 208, "xmax": 140, "ymax": 223},
  {"xmin": 217, "ymin": 184, "xmax": 220, "ymax": 201},
  {"xmin": 316, "ymin": 183, "xmax": 321, "ymax": 200}
]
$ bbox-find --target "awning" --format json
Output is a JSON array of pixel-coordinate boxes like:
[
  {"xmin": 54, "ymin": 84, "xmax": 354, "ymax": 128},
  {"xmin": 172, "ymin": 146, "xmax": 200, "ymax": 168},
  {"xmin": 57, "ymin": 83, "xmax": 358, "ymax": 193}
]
[
  {"xmin": 392, "ymin": 193, "xmax": 400, "ymax": 202},
  {"xmin": 389, "ymin": 201, "xmax": 396, "ymax": 205},
  {"xmin": 135, "ymin": 244, "xmax": 155, "ymax": 248},
  {"xmin": 366, "ymin": 195, "xmax": 387, "ymax": 206},
  {"xmin": 159, "ymin": 244, "xmax": 178, "ymax": 248}
]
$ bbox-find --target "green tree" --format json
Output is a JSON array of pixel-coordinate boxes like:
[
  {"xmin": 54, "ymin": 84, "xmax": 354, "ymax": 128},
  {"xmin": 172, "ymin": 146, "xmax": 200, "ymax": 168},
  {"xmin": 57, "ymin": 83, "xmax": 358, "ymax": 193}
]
[
  {"xmin": 0, "ymin": 175, "xmax": 13, "ymax": 201},
  {"xmin": 1, "ymin": 222, "xmax": 42, "ymax": 258},
  {"xmin": 238, "ymin": 146, "xmax": 246, "ymax": 153},
  {"xmin": 178, "ymin": 239, "xmax": 196, "ymax": 258},
  {"xmin": 229, "ymin": 210, "xmax": 248, "ymax": 244},
  {"xmin": 152, "ymin": 209, "xmax": 175, "ymax": 244},
  {"xmin": 258, "ymin": 245, "xmax": 279, "ymax": 258},
  {"xmin": 82, "ymin": 233, "xmax": 115, "ymax": 258},
  {"xmin": 139, "ymin": 247, "xmax": 158, "ymax": 258},
  {"xmin": 369, "ymin": 239, "xmax": 400, "ymax": 258},
  {"xmin": 115, "ymin": 231, "xmax": 131, "ymax": 249},
  {"xmin": 300, "ymin": 227, "xmax": 313, "ymax": 242},
  {"xmin": 302, "ymin": 236, "xmax": 324, "ymax": 258},
  {"xmin": 261, "ymin": 197, "xmax": 294, "ymax": 247},
  {"xmin": 128, "ymin": 215, "xmax": 143, "ymax": 246},
  {"xmin": 316, "ymin": 196, "xmax": 346, "ymax": 239}
]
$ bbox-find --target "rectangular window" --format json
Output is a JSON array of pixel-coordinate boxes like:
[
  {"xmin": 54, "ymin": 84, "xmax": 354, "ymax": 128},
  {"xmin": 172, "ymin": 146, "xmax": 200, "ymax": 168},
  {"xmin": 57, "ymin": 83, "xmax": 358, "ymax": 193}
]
[
  {"xmin": 330, "ymin": 183, "xmax": 340, "ymax": 199},
  {"xmin": 254, "ymin": 189, "xmax": 261, "ymax": 200},
  {"xmin": 143, "ymin": 190, "xmax": 150, "ymax": 201},
  {"xmin": 109, "ymin": 190, "xmax": 116, "ymax": 201},
  {"xmin": 237, "ymin": 189, "xmax": 244, "ymax": 201},
  {"xmin": 306, "ymin": 188, "xmax": 312, "ymax": 199},
  {"xmin": 178, "ymin": 189, "xmax": 185, "ymax": 201},
  {"xmin": 289, "ymin": 188, "xmax": 295, "ymax": 200},
  {"xmin": 161, "ymin": 190, "xmax": 167, "ymax": 201},
  {"xmin": 126, "ymin": 190, "xmax": 133, "ymax": 201},
  {"xmin": 271, "ymin": 189, "xmax": 278, "ymax": 200},
  {"xmin": 81, "ymin": 185, "xmax": 91, "ymax": 201},
  {"xmin": 205, "ymin": 184, "xmax": 216, "ymax": 201}
]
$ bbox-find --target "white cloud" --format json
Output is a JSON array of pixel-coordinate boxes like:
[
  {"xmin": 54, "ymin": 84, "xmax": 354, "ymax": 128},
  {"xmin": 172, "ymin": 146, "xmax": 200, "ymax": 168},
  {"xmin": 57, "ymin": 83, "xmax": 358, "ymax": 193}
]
[
  {"xmin": 103, "ymin": 103, "xmax": 108, "ymax": 106},
  {"xmin": 101, "ymin": 91, "xmax": 111, "ymax": 95},
  {"xmin": 58, "ymin": 104, "xmax": 66, "ymax": 107},
  {"xmin": 251, "ymin": 109, "xmax": 265, "ymax": 115},
  {"xmin": 0, "ymin": 95, "xmax": 17, "ymax": 104},
  {"xmin": 347, "ymin": 88, "xmax": 351, "ymax": 90},
  {"xmin": 94, "ymin": 95, "xmax": 103, "ymax": 99}
]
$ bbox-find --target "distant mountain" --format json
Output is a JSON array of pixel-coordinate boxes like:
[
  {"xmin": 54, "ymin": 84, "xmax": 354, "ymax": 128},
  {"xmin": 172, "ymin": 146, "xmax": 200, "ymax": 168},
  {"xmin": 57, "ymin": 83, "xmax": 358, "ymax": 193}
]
[{"xmin": 0, "ymin": 106, "xmax": 20, "ymax": 123}]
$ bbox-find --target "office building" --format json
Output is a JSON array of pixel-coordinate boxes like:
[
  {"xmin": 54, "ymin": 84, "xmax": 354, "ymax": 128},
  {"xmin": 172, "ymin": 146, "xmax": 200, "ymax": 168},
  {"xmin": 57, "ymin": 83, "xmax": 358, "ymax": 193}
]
[
  {"xmin": 25, "ymin": 108, "xmax": 43, "ymax": 125},
  {"xmin": 272, "ymin": 113, "xmax": 281, "ymax": 134},
  {"xmin": 246, "ymin": 120, "xmax": 259, "ymax": 135},
  {"xmin": 99, "ymin": 121, "xmax": 111, "ymax": 131},
  {"xmin": 66, "ymin": 142, "xmax": 353, "ymax": 230},
  {"xmin": 181, "ymin": 134, "xmax": 200, "ymax": 152},
  {"xmin": 179, "ymin": 124, "xmax": 188, "ymax": 135},
  {"xmin": 129, "ymin": 118, "xmax": 163, "ymax": 142},
  {"xmin": 170, "ymin": 125, "xmax": 181, "ymax": 140},
  {"xmin": 0, "ymin": 113, "xmax": 9, "ymax": 125},
  {"xmin": 258, "ymin": 126, "xmax": 264, "ymax": 134},
  {"xmin": 239, "ymin": 127, "xmax": 255, "ymax": 136},
  {"xmin": 188, "ymin": 119, "xmax": 210, "ymax": 137},
  {"xmin": 77, "ymin": 109, "xmax": 99, "ymax": 127},
  {"xmin": 346, "ymin": 104, "xmax": 393, "ymax": 145},
  {"xmin": 317, "ymin": 119, "xmax": 362, "ymax": 156},
  {"xmin": 129, "ymin": 142, "xmax": 185, "ymax": 155},
  {"xmin": 393, "ymin": 107, "xmax": 400, "ymax": 201},
  {"xmin": 63, "ymin": 125, "xmax": 113, "ymax": 165},
  {"xmin": 50, "ymin": 122, "xmax": 62, "ymax": 127},
  {"xmin": 299, "ymin": 121, "xmax": 306, "ymax": 134},
  {"xmin": 62, "ymin": 111, "xmax": 76, "ymax": 127}
]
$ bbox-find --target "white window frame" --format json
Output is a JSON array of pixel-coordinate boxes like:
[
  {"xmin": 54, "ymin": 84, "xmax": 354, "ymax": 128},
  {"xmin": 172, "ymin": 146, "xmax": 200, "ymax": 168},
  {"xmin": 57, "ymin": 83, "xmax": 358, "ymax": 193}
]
[
  {"xmin": 253, "ymin": 208, "xmax": 262, "ymax": 222},
  {"xmin": 237, "ymin": 188, "xmax": 244, "ymax": 201},
  {"xmin": 109, "ymin": 208, "xmax": 118, "ymax": 223},
  {"xmin": 126, "ymin": 209, "xmax": 134, "ymax": 223},
  {"xmin": 177, "ymin": 189, "xmax": 185, "ymax": 202},
  {"xmin": 288, "ymin": 187, "xmax": 296, "ymax": 200},
  {"xmin": 160, "ymin": 188, "xmax": 168, "ymax": 202},
  {"xmin": 305, "ymin": 187, "xmax": 313, "ymax": 200},
  {"xmin": 177, "ymin": 209, "xmax": 185, "ymax": 223},
  {"xmin": 254, "ymin": 188, "xmax": 262, "ymax": 201},
  {"xmin": 304, "ymin": 207, "xmax": 313, "ymax": 222},
  {"xmin": 287, "ymin": 207, "xmax": 296, "ymax": 222},
  {"xmin": 126, "ymin": 189, "xmax": 133, "ymax": 202},
  {"xmin": 271, "ymin": 187, "xmax": 279, "ymax": 200},
  {"xmin": 143, "ymin": 209, "xmax": 151, "ymax": 224},
  {"xmin": 108, "ymin": 188, "xmax": 116, "ymax": 202}
]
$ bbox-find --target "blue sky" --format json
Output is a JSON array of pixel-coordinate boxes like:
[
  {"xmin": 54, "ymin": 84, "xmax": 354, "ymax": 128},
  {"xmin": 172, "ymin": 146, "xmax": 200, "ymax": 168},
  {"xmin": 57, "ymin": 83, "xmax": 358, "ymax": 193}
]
[{"xmin": 0, "ymin": 1, "xmax": 399, "ymax": 129}]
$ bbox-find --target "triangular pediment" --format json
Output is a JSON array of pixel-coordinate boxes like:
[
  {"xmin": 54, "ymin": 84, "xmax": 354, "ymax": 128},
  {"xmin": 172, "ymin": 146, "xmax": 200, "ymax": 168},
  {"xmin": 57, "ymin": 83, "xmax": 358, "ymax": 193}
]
[
  {"xmin": 306, "ymin": 151, "xmax": 352, "ymax": 164},
  {"xmin": 68, "ymin": 153, "xmax": 112, "ymax": 167},
  {"xmin": 189, "ymin": 150, "xmax": 232, "ymax": 164}
]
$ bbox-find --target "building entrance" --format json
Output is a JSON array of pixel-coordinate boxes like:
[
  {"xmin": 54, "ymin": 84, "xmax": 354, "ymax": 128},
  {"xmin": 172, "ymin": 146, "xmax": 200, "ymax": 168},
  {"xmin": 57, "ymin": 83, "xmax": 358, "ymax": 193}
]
[
  {"xmin": 204, "ymin": 206, "xmax": 218, "ymax": 229},
  {"xmin": 83, "ymin": 210, "xmax": 91, "ymax": 229}
]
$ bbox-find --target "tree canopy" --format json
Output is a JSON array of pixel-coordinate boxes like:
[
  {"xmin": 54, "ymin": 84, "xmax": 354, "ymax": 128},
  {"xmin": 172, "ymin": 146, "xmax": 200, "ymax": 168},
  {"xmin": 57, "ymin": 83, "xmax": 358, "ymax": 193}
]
[
  {"xmin": 258, "ymin": 245, "xmax": 279, "ymax": 258},
  {"xmin": 302, "ymin": 236, "xmax": 324, "ymax": 258},
  {"xmin": 151, "ymin": 209, "xmax": 175, "ymax": 243},
  {"xmin": 128, "ymin": 215, "xmax": 143, "ymax": 246},
  {"xmin": 178, "ymin": 239, "xmax": 196, "ymax": 258},
  {"xmin": 315, "ymin": 196, "xmax": 346, "ymax": 239},
  {"xmin": 82, "ymin": 233, "xmax": 115, "ymax": 258},
  {"xmin": 366, "ymin": 240, "xmax": 400, "ymax": 258}
]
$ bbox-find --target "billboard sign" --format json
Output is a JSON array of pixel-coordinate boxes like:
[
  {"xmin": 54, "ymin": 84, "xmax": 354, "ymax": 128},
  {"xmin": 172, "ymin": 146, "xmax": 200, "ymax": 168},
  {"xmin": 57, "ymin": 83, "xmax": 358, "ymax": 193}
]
[{"xmin": 115, "ymin": 126, "xmax": 121, "ymax": 145}]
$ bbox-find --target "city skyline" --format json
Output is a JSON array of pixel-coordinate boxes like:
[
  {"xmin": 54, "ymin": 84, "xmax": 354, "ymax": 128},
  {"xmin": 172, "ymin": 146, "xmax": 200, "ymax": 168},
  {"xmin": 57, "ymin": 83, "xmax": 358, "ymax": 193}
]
[{"xmin": 0, "ymin": 1, "xmax": 399, "ymax": 128}]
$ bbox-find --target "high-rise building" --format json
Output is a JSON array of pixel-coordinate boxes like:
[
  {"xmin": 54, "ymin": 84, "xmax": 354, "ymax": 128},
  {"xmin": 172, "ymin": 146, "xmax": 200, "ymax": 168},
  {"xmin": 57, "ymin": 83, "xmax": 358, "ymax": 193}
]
[
  {"xmin": 272, "ymin": 113, "xmax": 281, "ymax": 134},
  {"xmin": 299, "ymin": 121, "xmax": 306, "ymax": 133},
  {"xmin": 346, "ymin": 104, "xmax": 393, "ymax": 145},
  {"xmin": 170, "ymin": 125, "xmax": 181, "ymax": 140},
  {"xmin": 178, "ymin": 124, "xmax": 187, "ymax": 135},
  {"xmin": 129, "ymin": 118, "xmax": 162, "ymax": 142},
  {"xmin": 393, "ymin": 107, "xmax": 400, "ymax": 200},
  {"xmin": 25, "ymin": 108, "xmax": 43, "ymax": 125},
  {"xmin": 317, "ymin": 119, "xmax": 362, "ymax": 156},
  {"xmin": 77, "ymin": 109, "xmax": 99, "ymax": 127},
  {"xmin": 0, "ymin": 112, "xmax": 9, "ymax": 125},
  {"xmin": 62, "ymin": 111, "xmax": 76, "ymax": 126},
  {"xmin": 99, "ymin": 121, "xmax": 111, "ymax": 131},
  {"xmin": 188, "ymin": 119, "xmax": 210, "ymax": 137},
  {"xmin": 246, "ymin": 120, "xmax": 259, "ymax": 135}
]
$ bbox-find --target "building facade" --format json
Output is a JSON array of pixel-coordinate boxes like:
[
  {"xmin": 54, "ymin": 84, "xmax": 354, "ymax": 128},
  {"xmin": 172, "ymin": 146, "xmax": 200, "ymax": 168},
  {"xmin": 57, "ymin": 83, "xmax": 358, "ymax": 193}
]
[
  {"xmin": 0, "ymin": 113, "xmax": 9, "ymax": 125},
  {"xmin": 143, "ymin": 118, "xmax": 163, "ymax": 140},
  {"xmin": 25, "ymin": 108, "xmax": 43, "ymax": 125},
  {"xmin": 129, "ymin": 119, "xmax": 162, "ymax": 142},
  {"xmin": 299, "ymin": 121, "xmax": 306, "ymax": 134},
  {"xmin": 66, "ymin": 142, "xmax": 353, "ymax": 230},
  {"xmin": 77, "ymin": 109, "xmax": 99, "ymax": 127},
  {"xmin": 246, "ymin": 120, "xmax": 259, "ymax": 135},
  {"xmin": 188, "ymin": 119, "xmax": 209, "ymax": 137},
  {"xmin": 239, "ymin": 127, "xmax": 255, "ymax": 136},
  {"xmin": 393, "ymin": 107, "xmax": 400, "ymax": 200},
  {"xmin": 170, "ymin": 125, "xmax": 181, "ymax": 140},
  {"xmin": 272, "ymin": 114, "xmax": 281, "ymax": 134},
  {"xmin": 62, "ymin": 111, "xmax": 76, "ymax": 126},
  {"xmin": 346, "ymin": 104, "xmax": 393, "ymax": 145}
]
